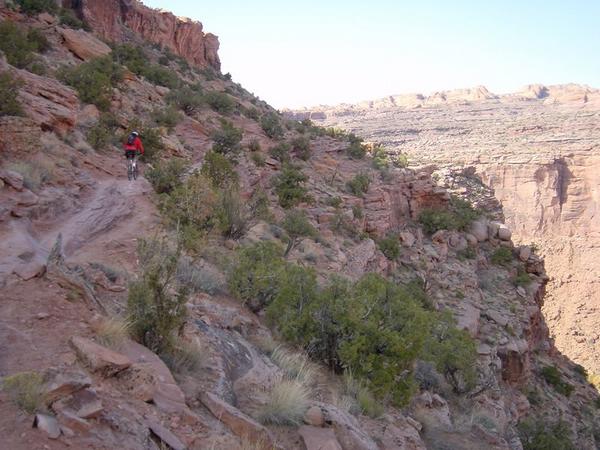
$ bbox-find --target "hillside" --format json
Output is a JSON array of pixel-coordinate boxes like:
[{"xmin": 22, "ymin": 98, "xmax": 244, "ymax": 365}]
[
  {"xmin": 1, "ymin": 2, "xmax": 599, "ymax": 450},
  {"xmin": 287, "ymin": 84, "xmax": 600, "ymax": 385}
]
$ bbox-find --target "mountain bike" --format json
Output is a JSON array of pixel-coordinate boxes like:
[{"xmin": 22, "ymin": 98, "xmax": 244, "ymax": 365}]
[{"xmin": 125, "ymin": 151, "xmax": 138, "ymax": 181}]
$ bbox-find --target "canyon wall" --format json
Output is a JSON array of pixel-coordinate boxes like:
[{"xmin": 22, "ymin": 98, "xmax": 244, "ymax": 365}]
[
  {"xmin": 67, "ymin": 0, "xmax": 220, "ymax": 70},
  {"xmin": 294, "ymin": 85, "xmax": 600, "ymax": 373}
]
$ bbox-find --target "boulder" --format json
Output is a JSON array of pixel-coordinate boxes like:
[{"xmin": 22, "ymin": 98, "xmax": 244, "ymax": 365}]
[
  {"xmin": 0, "ymin": 169, "xmax": 24, "ymax": 191},
  {"xmin": 299, "ymin": 426, "xmax": 343, "ymax": 450},
  {"xmin": 33, "ymin": 414, "xmax": 61, "ymax": 439},
  {"xmin": 148, "ymin": 420, "xmax": 186, "ymax": 450},
  {"xmin": 399, "ymin": 230, "xmax": 416, "ymax": 247},
  {"xmin": 304, "ymin": 405, "xmax": 325, "ymax": 427},
  {"xmin": 13, "ymin": 262, "xmax": 46, "ymax": 281},
  {"xmin": 497, "ymin": 224, "xmax": 512, "ymax": 241},
  {"xmin": 60, "ymin": 27, "xmax": 112, "ymax": 61},
  {"xmin": 43, "ymin": 368, "xmax": 91, "ymax": 405},
  {"xmin": 70, "ymin": 336, "xmax": 131, "ymax": 376},
  {"xmin": 470, "ymin": 220, "xmax": 489, "ymax": 242},
  {"xmin": 53, "ymin": 388, "xmax": 103, "ymax": 419},
  {"xmin": 318, "ymin": 403, "xmax": 378, "ymax": 450},
  {"xmin": 518, "ymin": 246, "xmax": 532, "ymax": 262},
  {"xmin": 200, "ymin": 392, "xmax": 275, "ymax": 448}
]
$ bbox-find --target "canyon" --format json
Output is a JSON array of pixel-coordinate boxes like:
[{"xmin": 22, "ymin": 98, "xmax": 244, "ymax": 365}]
[{"xmin": 289, "ymin": 84, "xmax": 600, "ymax": 375}]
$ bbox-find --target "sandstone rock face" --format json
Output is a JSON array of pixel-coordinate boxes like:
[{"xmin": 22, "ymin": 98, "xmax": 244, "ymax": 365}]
[
  {"xmin": 299, "ymin": 425, "xmax": 343, "ymax": 450},
  {"xmin": 296, "ymin": 84, "xmax": 600, "ymax": 376},
  {"xmin": 70, "ymin": 336, "xmax": 131, "ymax": 376},
  {"xmin": 72, "ymin": 0, "xmax": 220, "ymax": 70},
  {"xmin": 59, "ymin": 27, "xmax": 112, "ymax": 61}
]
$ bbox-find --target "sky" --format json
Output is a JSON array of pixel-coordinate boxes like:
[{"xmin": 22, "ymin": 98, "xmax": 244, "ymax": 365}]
[{"xmin": 142, "ymin": 0, "xmax": 600, "ymax": 109}]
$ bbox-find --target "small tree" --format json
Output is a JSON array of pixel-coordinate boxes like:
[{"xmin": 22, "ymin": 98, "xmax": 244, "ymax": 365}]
[
  {"xmin": 211, "ymin": 120, "xmax": 243, "ymax": 156},
  {"xmin": 261, "ymin": 112, "xmax": 284, "ymax": 139},
  {"xmin": 273, "ymin": 164, "xmax": 310, "ymax": 208},
  {"xmin": 127, "ymin": 239, "xmax": 188, "ymax": 353},
  {"xmin": 281, "ymin": 209, "xmax": 318, "ymax": 256},
  {"xmin": 201, "ymin": 151, "xmax": 239, "ymax": 188}
]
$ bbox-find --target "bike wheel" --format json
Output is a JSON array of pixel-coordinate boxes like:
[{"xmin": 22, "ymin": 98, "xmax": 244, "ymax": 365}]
[
  {"xmin": 127, "ymin": 160, "xmax": 133, "ymax": 181},
  {"xmin": 133, "ymin": 162, "xmax": 138, "ymax": 180}
]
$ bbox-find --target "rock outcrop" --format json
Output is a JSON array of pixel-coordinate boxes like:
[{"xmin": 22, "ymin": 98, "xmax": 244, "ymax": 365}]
[{"xmin": 68, "ymin": 0, "xmax": 221, "ymax": 70}]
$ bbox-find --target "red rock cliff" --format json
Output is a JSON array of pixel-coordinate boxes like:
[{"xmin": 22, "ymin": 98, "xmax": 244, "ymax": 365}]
[{"xmin": 68, "ymin": 0, "xmax": 220, "ymax": 70}]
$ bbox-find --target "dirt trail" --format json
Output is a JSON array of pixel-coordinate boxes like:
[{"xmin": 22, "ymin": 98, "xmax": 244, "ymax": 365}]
[{"xmin": 0, "ymin": 157, "xmax": 159, "ymax": 285}]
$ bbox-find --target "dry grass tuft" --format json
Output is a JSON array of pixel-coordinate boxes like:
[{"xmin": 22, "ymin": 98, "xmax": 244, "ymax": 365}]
[
  {"xmin": 337, "ymin": 371, "xmax": 384, "ymax": 418},
  {"xmin": 270, "ymin": 346, "xmax": 316, "ymax": 386},
  {"xmin": 257, "ymin": 377, "xmax": 310, "ymax": 426},
  {"xmin": 96, "ymin": 316, "xmax": 130, "ymax": 350},
  {"xmin": 163, "ymin": 338, "xmax": 206, "ymax": 375},
  {"xmin": 2, "ymin": 371, "xmax": 45, "ymax": 414}
]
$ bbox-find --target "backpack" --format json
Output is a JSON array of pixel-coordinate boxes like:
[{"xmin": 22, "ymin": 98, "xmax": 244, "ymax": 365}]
[{"xmin": 127, "ymin": 133, "xmax": 136, "ymax": 145}]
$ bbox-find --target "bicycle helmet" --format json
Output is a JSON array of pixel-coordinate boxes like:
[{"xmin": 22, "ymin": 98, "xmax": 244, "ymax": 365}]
[{"xmin": 131, "ymin": 131, "xmax": 139, "ymax": 136}]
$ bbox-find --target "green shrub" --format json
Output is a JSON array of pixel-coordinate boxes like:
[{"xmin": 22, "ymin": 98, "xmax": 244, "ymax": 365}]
[
  {"xmin": 347, "ymin": 141, "xmax": 367, "ymax": 160},
  {"xmin": 291, "ymin": 136, "xmax": 311, "ymax": 160},
  {"xmin": 211, "ymin": 120, "xmax": 243, "ymax": 156},
  {"xmin": 540, "ymin": 366, "xmax": 574, "ymax": 397},
  {"xmin": 8, "ymin": 161, "xmax": 51, "ymax": 190},
  {"xmin": 58, "ymin": 56, "xmax": 123, "ymax": 110},
  {"xmin": 151, "ymin": 106, "xmax": 183, "ymax": 132},
  {"xmin": 371, "ymin": 146, "xmax": 388, "ymax": 169},
  {"xmin": 0, "ymin": 71, "xmax": 23, "ymax": 116},
  {"xmin": 261, "ymin": 112, "xmax": 284, "ymax": 139},
  {"xmin": 228, "ymin": 241, "xmax": 286, "ymax": 311},
  {"xmin": 326, "ymin": 196, "xmax": 343, "ymax": 209},
  {"xmin": 243, "ymin": 106, "xmax": 260, "ymax": 120},
  {"xmin": 215, "ymin": 185, "xmax": 247, "ymax": 238},
  {"xmin": 204, "ymin": 90, "xmax": 235, "ymax": 114},
  {"xmin": 518, "ymin": 418, "xmax": 575, "ymax": 450},
  {"xmin": 248, "ymin": 139, "xmax": 261, "ymax": 152},
  {"xmin": 112, "ymin": 44, "xmax": 179, "ymax": 88},
  {"xmin": 393, "ymin": 153, "xmax": 409, "ymax": 168},
  {"xmin": 127, "ymin": 239, "xmax": 188, "ymax": 353},
  {"xmin": 352, "ymin": 204, "xmax": 363, "ymax": 219},
  {"xmin": 86, "ymin": 113, "xmax": 119, "ymax": 151},
  {"xmin": 273, "ymin": 164, "xmax": 310, "ymax": 208},
  {"xmin": 281, "ymin": 209, "xmax": 318, "ymax": 256},
  {"xmin": 166, "ymin": 86, "xmax": 204, "ymax": 115},
  {"xmin": 457, "ymin": 247, "xmax": 476, "ymax": 261},
  {"xmin": 418, "ymin": 196, "xmax": 480, "ymax": 234},
  {"xmin": 146, "ymin": 159, "xmax": 186, "ymax": 194},
  {"xmin": 346, "ymin": 173, "xmax": 370, "ymax": 196},
  {"xmin": 201, "ymin": 150, "xmax": 239, "ymax": 188},
  {"xmin": 491, "ymin": 247, "xmax": 513, "ymax": 266},
  {"xmin": 28, "ymin": 60, "xmax": 47, "ymax": 75},
  {"xmin": 15, "ymin": 0, "xmax": 57, "ymax": 15},
  {"xmin": 27, "ymin": 28, "xmax": 50, "ymax": 53},
  {"xmin": 0, "ymin": 21, "xmax": 37, "ymax": 68},
  {"xmin": 514, "ymin": 267, "xmax": 532, "ymax": 286},
  {"xmin": 378, "ymin": 234, "xmax": 400, "ymax": 260},
  {"xmin": 340, "ymin": 372, "xmax": 384, "ymax": 418},
  {"xmin": 58, "ymin": 8, "xmax": 90, "ymax": 30},
  {"xmin": 422, "ymin": 312, "xmax": 477, "ymax": 392},
  {"xmin": 250, "ymin": 151, "xmax": 266, "ymax": 167},
  {"xmin": 573, "ymin": 364, "xmax": 588, "ymax": 379},
  {"xmin": 2, "ymin": 371, "xmax": 45, "ymax": 414},
  {"xmin": 160, "ymin": 172, "xmax": 217, "ymax": 242},
  {"xmin": 269, "ymin": 142, "xmax": 291, "ymax": 162}
]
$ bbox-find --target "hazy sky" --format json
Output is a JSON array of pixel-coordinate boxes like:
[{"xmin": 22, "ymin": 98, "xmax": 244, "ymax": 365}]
[{"xmin": 142, "ymin": 0, "xmax": 600, "ymax": 109}]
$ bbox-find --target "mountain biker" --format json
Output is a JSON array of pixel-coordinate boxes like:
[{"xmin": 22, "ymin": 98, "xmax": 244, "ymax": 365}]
[{"xmin": 123, "ymin": 130, "xmax": 144, "ymax": 160}]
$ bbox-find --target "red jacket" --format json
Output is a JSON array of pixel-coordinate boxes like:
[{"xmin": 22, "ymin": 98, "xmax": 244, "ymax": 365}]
[{"xmin": 123, "ymin": 136, "xmax": 144, "ymax": 155}]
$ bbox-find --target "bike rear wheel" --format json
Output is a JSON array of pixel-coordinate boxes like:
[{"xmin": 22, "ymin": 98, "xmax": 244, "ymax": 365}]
[
  {"xmin": 133, "ymin": 160, "xmax": 138, "ymax": 180},
  {"xmin": 127, "ymin": 158, "xmax": 134, "ymax": 181}
]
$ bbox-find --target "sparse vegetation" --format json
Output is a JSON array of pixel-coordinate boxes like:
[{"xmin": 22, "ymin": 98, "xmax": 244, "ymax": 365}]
[
  {"xmin": 378, "ymin": 234, "xmax": 400, "ymax": 260},
  {"xmin": 8, "ymin": 161, "xmax": 51, "ymax": 190},
  {"xmin": 86, "ymin": 112, "xmax": 119, "ymax": 151},
  {"xmin": 161, "ymin": 338, "xmax": 204, "ymax": 375},
  {"xmin": 291, "ymin": 136, "xmax": 312, "ymax": 160},
  {"xmin": 418, "ymin": 196, "xmax": 481, "ymax": 234},
  {"xmin": 491, "ymin": 247, "xmax": 514, "ymax": 267},
  {"xmin": 15, "ymin": 0, "xmax": 56, "ymax": 14},
  {"xmin": 127, "ymin": 239, "xmax": 188, "ymax": 353},
  {"xmin": 151, "ymin": 106, "xmax": 183, "ymax": 132},
  {"xmin": 341, "ymin": 371, "xmax": 384, "ymax": 418},
  {"xmin": 112, "ymin": 44, "xmax": 180, "ymax": 89},
  {"xmin": 166, "ymin": 85, "xmax": 204, "ymax": 115},
  {"xmin": 211, "ymin": 120, "xmax": 243, "ymax": 156},
  {"xmin": 2, "ymin": 371, "xmax": 45, "ymax": 414},
  {"xmin": 270, "ymin": 347, "xmax": 315, "ymax": 385},
  {"xmin": 280, "ymin": 209, "xmax": 318, "ymax": 256},
  {"xmin": 260, "ymin": 112, "xmax": 284, "ymax": 139},
  {"xmin": 273, "ymin": 164, "xmax": 311, "ymax": 208},
  {"xmin": 257, "ymin": 378, "xmax": 310, "ymax": 425},
  {"xmin": 518, "ymin": 418, "xmax": 575, "ymax": 450},
  {"xmin": 58, "ymin": 7, "xmax": 90, "ymax": 30},
  {"xmin": 201, "ymin": 150, "xmax": 239, "ymax": 189},
  {"xmin": 204, "ymin": 90, "xmax": 235, "ymax": 114},
  {"xmin": 215, "ymin": 185, "xmax": 247, "ymax": 238},
  {"xmin": 514, "ymin": 267, "xmax": 532, "ymax": 286},
  {"xmin": 146, "ymin": 158, "xmax": 186, "ymax": 194},
  {"xmin": 540, "ymin": 366, "xmax": 574, "ymax": 397},
  {"xmin": 0, "ymin": 71, "xmax": 23, "ymax": 117},
  {"xmin": 346, "ymin": 173, "xmax": 370, "ymax": 196},
  {"xmin": 0, "ymin": 21, "xmax": 44, "ymax": 69},
  {"xmin": 58, "ymin": 56, "xmax": 124, "ymax": 110},
  {"xmin": 269, "ymin": 142, "xmax": 291, "ymax": 163},
  {"xmin": 96, "ymin": 316, "xmax": 130, "ymax": 350}
]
